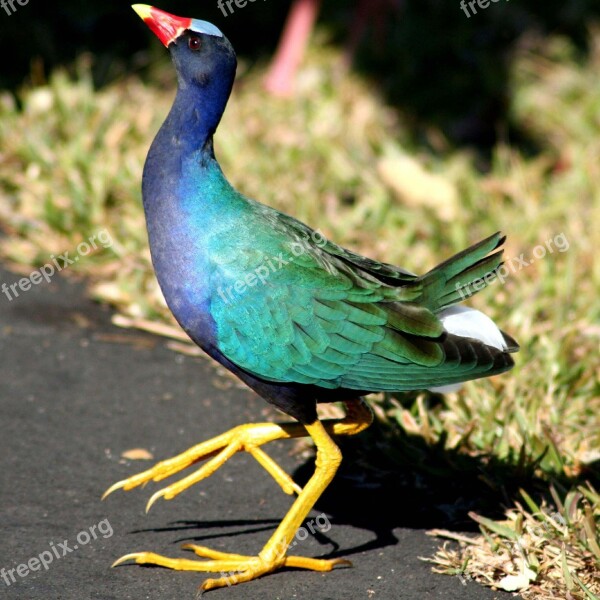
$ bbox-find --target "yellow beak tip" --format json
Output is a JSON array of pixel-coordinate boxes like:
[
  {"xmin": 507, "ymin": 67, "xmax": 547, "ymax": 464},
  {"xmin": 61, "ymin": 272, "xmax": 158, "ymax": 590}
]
[{"xmin": 131, "ymin": 4, "xmax": 153, "ymax": 21}]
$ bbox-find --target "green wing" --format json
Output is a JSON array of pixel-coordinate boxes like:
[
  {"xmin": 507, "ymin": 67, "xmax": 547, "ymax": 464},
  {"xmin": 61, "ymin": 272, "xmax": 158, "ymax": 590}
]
[{"xmin": 209, "ymin": 202, "xmax": 507, "ymax": 391}]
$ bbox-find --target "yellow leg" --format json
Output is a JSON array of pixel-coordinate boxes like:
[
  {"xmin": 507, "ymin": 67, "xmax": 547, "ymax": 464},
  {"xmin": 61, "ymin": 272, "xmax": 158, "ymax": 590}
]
[
  {"xmin": 103, "ymin": 399, "xmax": 373, "ymax": 507},
  {"xmin": 106, "ymin": 399, "xmax": 373, "ymax": 591},
  {"xmin": 326, "ymin": 397, "xmax": 373, "ymax": 438},
  {"xmin": 102, "ymin": 421, "xmax": 306, "ymax": 503}
]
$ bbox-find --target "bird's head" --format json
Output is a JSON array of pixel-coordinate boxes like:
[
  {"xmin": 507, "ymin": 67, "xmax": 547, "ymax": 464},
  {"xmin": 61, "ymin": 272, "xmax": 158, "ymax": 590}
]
[{"xmin": 132, "ymin": 4, "xmax": 236, "ymax": 141}]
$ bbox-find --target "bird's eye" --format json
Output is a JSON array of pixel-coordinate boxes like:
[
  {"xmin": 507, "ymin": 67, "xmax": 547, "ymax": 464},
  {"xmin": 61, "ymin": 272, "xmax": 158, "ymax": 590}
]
[{"xmin": 188, "ymin": 36, "xmax": 202, "ymax": 51}]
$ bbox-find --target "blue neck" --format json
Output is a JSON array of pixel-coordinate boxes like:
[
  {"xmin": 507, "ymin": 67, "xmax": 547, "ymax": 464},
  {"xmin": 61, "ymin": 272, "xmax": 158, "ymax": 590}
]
[
  {"xmin": 141, "ymin": 73, "xmax": 234, "ymax": 219},
  {"xmin": 139, "ymin": 80, "xmax": 240, "ymax": 347},
  {"xmin": 155, "ymin": 83, "xmax": 222, "ymax": 157},
  {"xmin": 137, "ymin": 40, "xmax": 239, "ymax": 352}
]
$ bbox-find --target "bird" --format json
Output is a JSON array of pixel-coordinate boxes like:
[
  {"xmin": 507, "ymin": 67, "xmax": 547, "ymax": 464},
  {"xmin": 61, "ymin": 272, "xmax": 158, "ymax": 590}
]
[{"xmin": 104, "ymin": 4, "xmax": 519, "ymax": 593}]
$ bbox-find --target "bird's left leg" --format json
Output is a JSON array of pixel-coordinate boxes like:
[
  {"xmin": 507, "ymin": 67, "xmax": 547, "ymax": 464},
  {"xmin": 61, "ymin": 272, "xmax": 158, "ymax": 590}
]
[
  {"xmin": 103, "ymin": 398, "xmax": 372, "ymax": 508},
  {"xmin": 112, "ymin": 418, "xmax": 351, "ymax": 591},
  {"xmin": 102, "ymin": 421, "xmax": 309, "ymax": 507}
]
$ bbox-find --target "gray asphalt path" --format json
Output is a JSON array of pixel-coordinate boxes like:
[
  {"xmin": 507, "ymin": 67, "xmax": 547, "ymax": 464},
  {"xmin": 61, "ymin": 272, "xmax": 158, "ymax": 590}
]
[{"xmin": 0, "ymin": 264, "xmax": 513, "ymax": 599}]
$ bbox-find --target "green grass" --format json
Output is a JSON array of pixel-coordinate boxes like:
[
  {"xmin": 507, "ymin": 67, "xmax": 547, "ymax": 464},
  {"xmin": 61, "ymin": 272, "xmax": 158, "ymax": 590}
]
[{"xmin": 0, "ymin": 28, "xmax": 598, "ymax": 599}]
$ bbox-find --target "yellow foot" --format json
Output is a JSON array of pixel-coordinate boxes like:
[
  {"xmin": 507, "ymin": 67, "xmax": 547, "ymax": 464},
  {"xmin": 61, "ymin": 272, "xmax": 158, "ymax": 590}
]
[
  {"xmin": 102, "ymin": 422, "xmax": 307, "ymax": 509},
  {"xmin": 112, "ymin": 544, "xmax": 350, "ymax": 591},
  {"xmin": 105, "ymin": 405, "xmax": 372, "ymax": 590}
]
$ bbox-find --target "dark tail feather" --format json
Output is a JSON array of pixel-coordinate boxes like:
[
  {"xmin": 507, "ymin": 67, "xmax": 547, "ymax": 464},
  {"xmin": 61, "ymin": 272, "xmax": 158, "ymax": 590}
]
[
  {"xmin": 420, "ymin": 232, "xmax": 506, "ymax": 312},
  {"xmin": 500, "ymin": 330, "xmax": 520, "ymax": 353}
]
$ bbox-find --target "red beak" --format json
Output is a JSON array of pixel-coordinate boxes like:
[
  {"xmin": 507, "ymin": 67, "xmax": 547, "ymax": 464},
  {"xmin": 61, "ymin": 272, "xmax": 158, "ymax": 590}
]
[{"xmin": 132, "ymin": 4, "xmax": 192, "ymax": 47}]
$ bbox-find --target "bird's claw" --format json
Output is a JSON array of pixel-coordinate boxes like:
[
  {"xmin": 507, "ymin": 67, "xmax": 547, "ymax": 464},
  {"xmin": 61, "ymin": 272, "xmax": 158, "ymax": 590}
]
[
  {"xmin": 111, "ymin": 545, "xmax": 351, "ymax": 590},
  {"xmin": 102, "ymin": 422, "xmax": 305, "ymax": 507}
]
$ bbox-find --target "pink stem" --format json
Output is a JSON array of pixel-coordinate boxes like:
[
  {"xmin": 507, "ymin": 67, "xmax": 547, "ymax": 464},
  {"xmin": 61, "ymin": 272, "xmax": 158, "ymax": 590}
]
[{"xmin": 264, "ymin": 0, "xmax": 322, "ymax": 97}]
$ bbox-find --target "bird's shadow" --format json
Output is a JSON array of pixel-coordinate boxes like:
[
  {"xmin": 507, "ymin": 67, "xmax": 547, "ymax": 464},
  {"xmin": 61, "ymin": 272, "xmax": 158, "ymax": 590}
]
[
  {"xmin": 301, "ymin": 418, "xmax": 600, "ymax": 560},
  {"xmin": 130, "ymin": 518, "xmax": 281, "ymax": 545}
]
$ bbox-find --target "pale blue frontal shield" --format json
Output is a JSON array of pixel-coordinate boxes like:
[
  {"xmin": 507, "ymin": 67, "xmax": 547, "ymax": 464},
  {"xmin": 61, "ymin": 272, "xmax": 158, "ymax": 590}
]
[{"xmin": 190, "ymin": 19, "xmax": 224, "ymax": 38}]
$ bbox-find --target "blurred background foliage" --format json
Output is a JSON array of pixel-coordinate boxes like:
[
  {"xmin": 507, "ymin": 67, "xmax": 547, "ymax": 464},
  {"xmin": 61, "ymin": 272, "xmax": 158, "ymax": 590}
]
[
  {"xmin": 0, "ymin": 2, "xmax": 599, "ymax": 598},
  {"xmin": 1, "ymin": 0, "xmax": 600, "ymax": 146}
]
